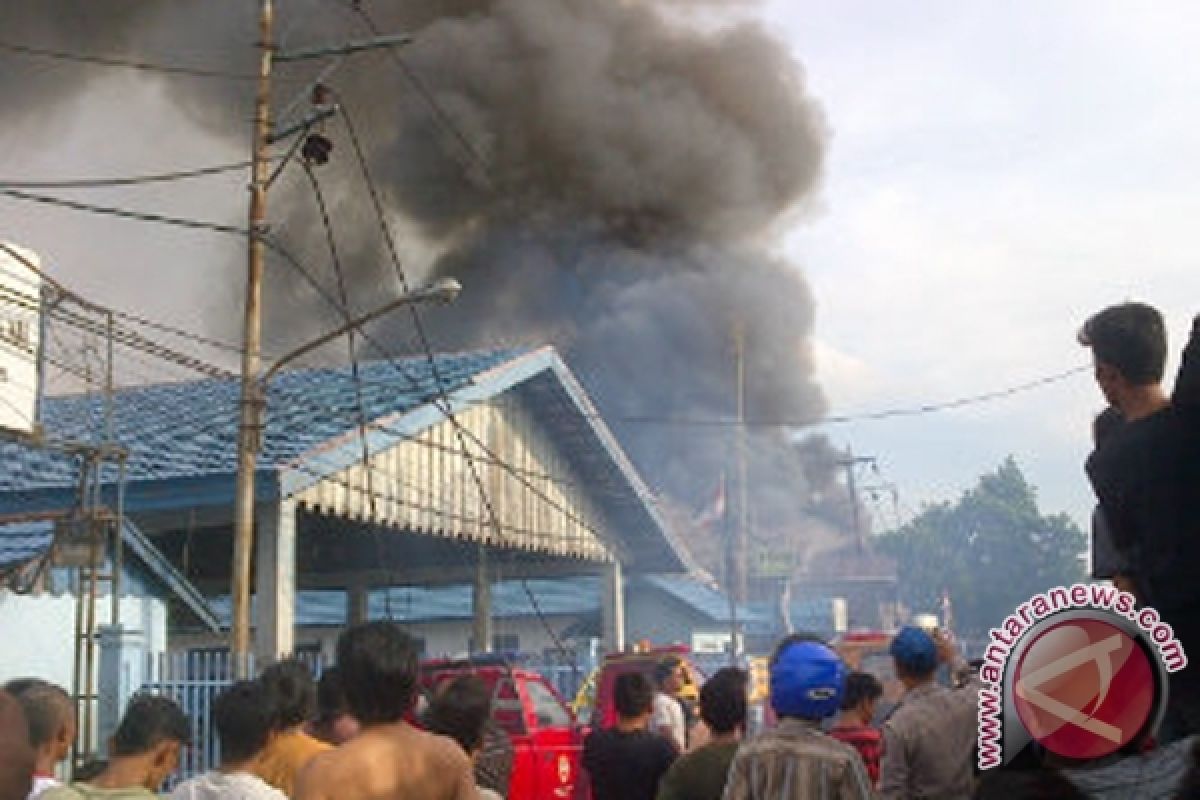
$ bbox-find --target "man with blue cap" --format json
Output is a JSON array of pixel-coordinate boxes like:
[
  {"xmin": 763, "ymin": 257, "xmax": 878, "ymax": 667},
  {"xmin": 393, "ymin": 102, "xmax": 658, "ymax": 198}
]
[
  {"xmin": 880, "ymin": 626, "xmax": 979, "ymax": 799},
  {"xmin": 721, "ymin": 634, "xmax": 872, "ymax": 800}
]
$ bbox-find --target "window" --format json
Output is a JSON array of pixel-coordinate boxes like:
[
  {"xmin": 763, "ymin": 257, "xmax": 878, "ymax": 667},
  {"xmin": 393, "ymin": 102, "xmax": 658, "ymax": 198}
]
[
  {"xmin": 526, "ymin": 679, "xmax": 571, "ymax": 729},
  {"xmin": 492, "ymin": 678, "xmax": 528, "ymax": 735}
]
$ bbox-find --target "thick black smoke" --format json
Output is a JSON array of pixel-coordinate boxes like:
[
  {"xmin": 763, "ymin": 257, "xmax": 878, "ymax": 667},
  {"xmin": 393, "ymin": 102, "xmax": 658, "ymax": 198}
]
[{"xmin": 1, "ymin": 0, "xmax": 861, "ymax": 577}]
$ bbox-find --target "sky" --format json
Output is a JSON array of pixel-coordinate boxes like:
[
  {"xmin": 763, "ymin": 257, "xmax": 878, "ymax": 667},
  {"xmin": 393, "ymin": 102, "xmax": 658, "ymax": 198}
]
[
  {"xmin": 757, "ymin": 1, "xmax": 1200, "ymax": 529},
  {"xmin": 2, "ymin": 2, "xmax": 1199, "ymax": 532}
]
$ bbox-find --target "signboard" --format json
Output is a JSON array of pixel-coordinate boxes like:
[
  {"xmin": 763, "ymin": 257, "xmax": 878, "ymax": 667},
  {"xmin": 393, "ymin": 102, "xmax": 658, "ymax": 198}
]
[
  {"xmin": 0, "ymin": 242, "xmax": 42, "ymax": 434},
  {"xmin": 755, "ymin": 549, "xmax": 795, "ymax": 578}
]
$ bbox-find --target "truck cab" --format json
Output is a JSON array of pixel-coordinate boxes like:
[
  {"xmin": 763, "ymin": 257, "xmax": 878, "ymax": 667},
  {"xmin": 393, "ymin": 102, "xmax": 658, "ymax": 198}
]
[{"xmin": 420, "ymin": 656, "xmax": 584, "ymax": 800}]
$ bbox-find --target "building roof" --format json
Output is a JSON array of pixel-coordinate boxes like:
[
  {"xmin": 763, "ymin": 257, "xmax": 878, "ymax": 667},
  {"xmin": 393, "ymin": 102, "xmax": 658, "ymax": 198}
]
[
  {"xmin": 0, "ymin": 347, "xmax": 689, "ymax": 573},
  {"xmin": 0, "ymin": 517, "xmax": 219, "ymax": 631},
  {"xmin": 197, "ymin": 574, "xmax": 754, "ymax": 631}
]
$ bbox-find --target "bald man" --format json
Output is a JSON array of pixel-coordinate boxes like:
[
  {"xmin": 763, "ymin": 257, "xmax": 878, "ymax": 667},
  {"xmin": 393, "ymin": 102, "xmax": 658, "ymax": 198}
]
[{"xmin": 0, "ymin": 689, "xmax": 35, "ymax": 800}]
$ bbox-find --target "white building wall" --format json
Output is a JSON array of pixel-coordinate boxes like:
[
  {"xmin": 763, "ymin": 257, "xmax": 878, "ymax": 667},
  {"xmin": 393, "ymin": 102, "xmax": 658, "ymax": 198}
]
[{"xmin": 0, "ymin": 591, "xmax": 168, "ymax": 688}]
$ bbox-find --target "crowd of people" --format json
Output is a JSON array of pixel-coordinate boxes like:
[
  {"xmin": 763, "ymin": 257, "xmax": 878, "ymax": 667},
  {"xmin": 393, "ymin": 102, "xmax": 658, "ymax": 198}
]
[{"xmin": 0, "ymin": 303, "xmax": 1197, "ymax": 800}]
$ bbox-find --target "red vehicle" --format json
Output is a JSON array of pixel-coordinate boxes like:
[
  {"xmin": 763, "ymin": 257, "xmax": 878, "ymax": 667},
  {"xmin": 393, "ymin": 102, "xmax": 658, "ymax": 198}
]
[
  {"xmin": 420, "ymin": 656, "xmax": 584, "ymax": 800},
  {"xmin": 584, "ymin": 644, "xmax": 704, "ymax": 731}
]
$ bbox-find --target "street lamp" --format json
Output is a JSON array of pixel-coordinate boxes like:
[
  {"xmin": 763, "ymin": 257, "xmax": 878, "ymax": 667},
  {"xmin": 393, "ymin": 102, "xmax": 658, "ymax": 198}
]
[{"xmin": 230, "ymin": 276, "xmax": 461, "ymax": 671}]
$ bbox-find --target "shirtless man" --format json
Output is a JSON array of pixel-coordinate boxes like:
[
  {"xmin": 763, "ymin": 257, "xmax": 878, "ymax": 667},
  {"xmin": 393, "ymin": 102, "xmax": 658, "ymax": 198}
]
[{"xmin": 295, "ymin": 622, "xmax": 475, "ymax": 800}]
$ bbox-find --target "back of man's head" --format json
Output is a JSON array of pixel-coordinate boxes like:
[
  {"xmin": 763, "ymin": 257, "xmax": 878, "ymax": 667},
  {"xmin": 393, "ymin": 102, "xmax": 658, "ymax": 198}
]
[
  {"xmin": 0, "ymin": 689, "xmax": 34, "ymax": 800},
  {"xmin": 653, "ymin": 656, "xmax": 682, "ymax": 690},
  {"xmin": 336, "ymin": 621, "xmax": 420, "ymax": 726},
  {"xmin": 424, "ymin": 675, "xmax": 491, "ymax": 755},
  {"xmin": 614, "ymin": 672, "xmax": 654, "ymax": 721},
  {"xmin": 110, "ymin": 693, "xmax": 191, "ymax": 757},
  {"xmin": 840, "ymin": 671, "xmax": 883, "ymax": 712},
  {"xmin": 769, "ymin": 638, "xmax": 846, "ymax": 721},
  {"xmin": 890, "ymin": 627, "xmax": 938, "ymax": 681},
  {"xmin": 258, "ymin": 658, "xmax": 316, "ymax": 731},
  {"xmin": 1079, "ymin": 303, "xmax": 1167, "ymax": 386},
  {"xmin": 5, "ymin": 679, "xmax": 73, "ymax": 757},
  {"xmin": 699, "ymin": 668, "xmax": 747, "ymax": 735},
  {"xmin": 213, "ymin": 681, "xmax": 274, "ymax": 765}
]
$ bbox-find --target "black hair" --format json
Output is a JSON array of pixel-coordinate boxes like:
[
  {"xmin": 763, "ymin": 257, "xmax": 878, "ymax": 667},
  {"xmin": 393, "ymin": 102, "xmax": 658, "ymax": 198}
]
[
  {"xmin": 840, "ymin": 671, "xmax": 882, "ymax": 712},
  {"xmin": 212, "ymin": 681, "xmax": 274, "ymax": 764},
  {"xmin": 110, "ymin": 694, "xmax": 191, "ymax": 757},
  {"xmin": 699, "ymin": 668, "xmax": 747, "ymax": 735},
  {"xmin": 424, "ymin": 675, "xmax": 491, "ymax": 755},
  {"xmin": 73, "ymin": 760, "xmax": 107, "ymax": 782},
  {"xmin": 614, "ymin": 672, "xmax": 655, "ymax": 720},
  {"xmin": 1079, "ymin": 303, "xmax": 1167, "ymax": 385},
  {"xmin": 258, "ymin": 658, "xmax": 316, "ymax": 731},
  {"xmin": 5, "ymin": 679, "xmax": 71, "ymax": 748},
  {"xmin": 653, "ymin": 656, "xmax": 683, "ymax": 688},
  {"xmin": 336, "ymin": 621, "xmax": 420, "ymax": 726},
  {"xmin": 315, "ymin": 667, "xmax": 350, "ymax": 724},
  {"xmin": 769, "ymin": 632, "xmax": 827, "ymax": 668}
]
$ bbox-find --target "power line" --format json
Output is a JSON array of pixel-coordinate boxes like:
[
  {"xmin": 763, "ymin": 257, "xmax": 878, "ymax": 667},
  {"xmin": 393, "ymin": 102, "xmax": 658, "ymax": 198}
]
[
  {"xmin": 0, "ymin": 189, "xmax": 249, "ymax": 237},
  {"xmin": 0, "ymin": 39, "xmax": 256, "ymax": 80},
  {"xmin": 601, "ymin": 365, "xmax": 1091, "ymax": 429},
  {"xmin": 0, "ymin": 161, "xmax": 256, "ymax": 190}
]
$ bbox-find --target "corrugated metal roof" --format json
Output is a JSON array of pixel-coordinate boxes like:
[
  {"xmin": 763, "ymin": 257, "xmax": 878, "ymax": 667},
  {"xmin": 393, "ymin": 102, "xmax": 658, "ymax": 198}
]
[
  {"xmin": 205, "ymin": 577, "xmax": 602, "ymax": 628},
  {"xmin": 0, "ymin": 350, "xmax": 519, "ymax": 493},
  {"xmin": 643, "ymin": 574, "xmax": 768, "ymax": 624},
  {"xmin": 0, "ymin": 519, "xmax": 54, "ymax": 568}
]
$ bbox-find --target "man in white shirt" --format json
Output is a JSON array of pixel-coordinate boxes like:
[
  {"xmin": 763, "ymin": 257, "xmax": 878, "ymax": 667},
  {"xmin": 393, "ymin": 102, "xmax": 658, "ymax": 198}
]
[{"xmin": 652, "ymin": 657, "xmax": 687, "ymax": 753}]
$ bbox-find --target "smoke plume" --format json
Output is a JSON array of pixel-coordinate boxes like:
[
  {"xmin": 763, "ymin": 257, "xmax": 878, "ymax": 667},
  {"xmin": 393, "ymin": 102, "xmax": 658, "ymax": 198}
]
[{"xmin": 1, "ymin": 0, "xmax": 863, "ymax": 580}]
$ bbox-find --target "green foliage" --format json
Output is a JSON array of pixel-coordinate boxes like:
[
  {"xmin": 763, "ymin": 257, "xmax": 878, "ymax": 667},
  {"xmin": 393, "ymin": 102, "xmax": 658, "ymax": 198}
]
[{"xmin": 876, "ymin": 457, "xmax": 1087, "ymax": 637}]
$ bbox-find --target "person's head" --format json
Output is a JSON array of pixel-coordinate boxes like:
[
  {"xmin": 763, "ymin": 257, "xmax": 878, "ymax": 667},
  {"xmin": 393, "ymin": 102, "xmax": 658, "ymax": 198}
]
[
  {"xmin": 258, "ymin": 658, "xmax": 316, "ymax": 732},
  {"xmin": 108, "ymin": 693, "xmax": 191, "ymax": 790},
  {"xmin": 839, "ymin": 671, "xmax": 883, "ymax": 724},
  {"xmin": 211, "ymin": 681, "xmax": 275, "ymax": 767},
  {"xmin": 5, "ymin": 679, "xmax": 75, "ymax": 768},
  {"xmin": 336, "ymin": 621, "xmax": 420, "ymax": 726},
  {"xmin": 1079, "ymin": 303, "xmax": 1168, "ymax": 411},
  {"xmin": 614, "ymin": 672, "xmax": 655, "ymax": 723},
  {"xmin": 769, "ymin": 637, "xmax": 846, "ymax": 721},
  {"xmin": 699, "ymin": 668, "xmax": 747, "ymax": 736},
  {"xmin": 312, "ymin": 667, "xmax": 360, "ymax": 745},
  {"xmin": 0, "ymin": 689, "xmax": 34, "ymax": 800},
  {"xmin": 653, "ymin": 656, "xmax": 684, "ymax": 696},
  {"xmin": 890, "ymin": 626, "xmax": 939, "ymax": 686},
  {"xmin": 424, "ymin": 675, "xmax": 492, "ymax": 757}
]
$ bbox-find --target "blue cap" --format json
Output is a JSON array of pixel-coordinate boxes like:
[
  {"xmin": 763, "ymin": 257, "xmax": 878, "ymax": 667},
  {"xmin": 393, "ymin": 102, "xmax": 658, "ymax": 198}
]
[
  {"xmin": 890, "ymin": 626, "xmax": 938, "ymax": 674},
  {"xmin": 769, "ymin": 640, "xmax": 846, "ymax": 720}
]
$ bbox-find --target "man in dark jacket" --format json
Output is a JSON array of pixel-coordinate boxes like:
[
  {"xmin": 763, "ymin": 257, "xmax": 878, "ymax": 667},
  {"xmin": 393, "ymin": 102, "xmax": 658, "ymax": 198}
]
[{"xmin": 1082, "ymin": 305, "xmax": 1200, "ymax": 741}]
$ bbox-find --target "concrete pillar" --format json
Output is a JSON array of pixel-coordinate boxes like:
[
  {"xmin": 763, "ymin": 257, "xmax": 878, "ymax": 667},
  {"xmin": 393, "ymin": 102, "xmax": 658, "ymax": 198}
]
[
  {"xmin": 254, "ymin": 498, "xmax": 296, "ymax": 662},
  {"xmin": 601, "ymin": 559, "xmax": 625, "ymax": 654},
  {"xmin": 97, "ymin": 624, "xmax": 147, "ymax": 756},
  {"xmin": 472, "ymin": 545, "xmax": 492, "ymax": 653},
  {"xmin": 348, "ymin": 580, "xmax": 370, "ymax": 626}
]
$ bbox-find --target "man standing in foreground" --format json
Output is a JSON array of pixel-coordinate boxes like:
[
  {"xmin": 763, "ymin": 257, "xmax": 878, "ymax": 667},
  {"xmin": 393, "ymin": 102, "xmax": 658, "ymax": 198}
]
[
  {"xmin": 879, "ymin": 627, "xmax": 979, "ymax": 799},
  {"xmin": 829, "ymin": 672, "xmax": 884, "ymax": 789},
  {"xmin": 657, "ymin": 668, "xmax": 747, "ymax": 800},
  {"xmin": 722, "ymin": 636, "xmax": 872, "ymax": 800},
  {"xmin": 584, "ymin": 673, "xmax": 677, "ymax": 800},
  {"xmin": 0, "ymin": 690, "xmax": 34, "ymax": 800},
  {"xmin": 4, "ymin": 680, "xmax": 75, "ymax": 799},
  {"xmin": 295, "ymin": 622, "xmax": 475, "ymax": 800}
]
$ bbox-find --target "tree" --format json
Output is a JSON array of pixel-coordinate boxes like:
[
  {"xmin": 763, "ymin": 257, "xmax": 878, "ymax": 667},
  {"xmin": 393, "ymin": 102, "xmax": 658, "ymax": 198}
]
[{"xmin": 876, "ymin": 457, "xmax": 1086, "ymax": 638}]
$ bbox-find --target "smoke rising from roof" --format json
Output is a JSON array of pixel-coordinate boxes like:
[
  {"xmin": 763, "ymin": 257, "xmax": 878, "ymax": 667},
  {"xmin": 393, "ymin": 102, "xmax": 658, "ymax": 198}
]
[{"xmin": 2, "ymin": 0, "xmax": 862, "ymax": 577}]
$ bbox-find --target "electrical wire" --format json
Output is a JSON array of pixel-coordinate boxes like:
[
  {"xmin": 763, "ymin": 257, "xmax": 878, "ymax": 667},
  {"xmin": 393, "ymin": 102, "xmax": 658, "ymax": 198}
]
[
  {"xmin": 0, "ymin": 189, "xmax": 249, "ymax": 237},
  {"xmin": 0, "ymin": 161, "xmax": 254, "ymax": 190},
  {"xmin": 0, "ymin": 39, "xmax": 256, "ymax": 80}
]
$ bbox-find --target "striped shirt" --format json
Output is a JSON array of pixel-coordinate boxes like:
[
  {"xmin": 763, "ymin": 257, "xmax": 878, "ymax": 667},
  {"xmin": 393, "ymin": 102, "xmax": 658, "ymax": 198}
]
[{"xmin": 721, "ymin": 719, "xmax": 874, "ymax": 800}]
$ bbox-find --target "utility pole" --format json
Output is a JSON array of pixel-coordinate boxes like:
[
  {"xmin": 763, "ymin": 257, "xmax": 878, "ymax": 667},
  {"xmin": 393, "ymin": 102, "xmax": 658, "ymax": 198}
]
[
  {"xmin": 724, "ymin": 321, "xmax": 748, "ymax": 662},
  {"xmin": 836, "ymin": 450, "xmax": 875, "ymax": 553},
  {"xmin": 231, "ymin": 0, "xmax": 274, "ymax": 676}
]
